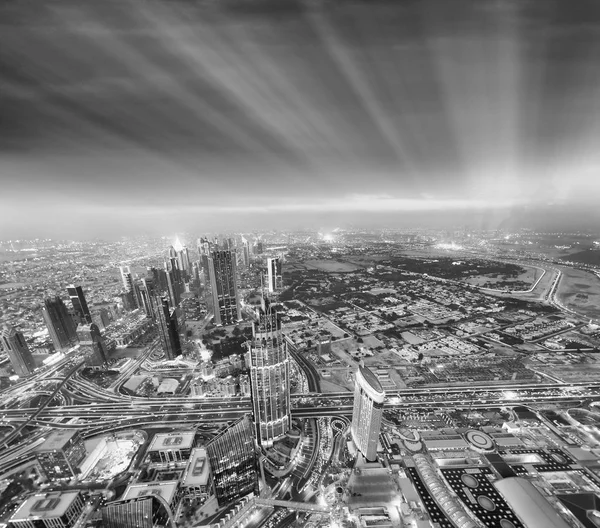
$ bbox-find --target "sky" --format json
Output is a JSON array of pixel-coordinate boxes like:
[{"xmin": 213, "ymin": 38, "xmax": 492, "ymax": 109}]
[{"xmin": 1, "ymin": 0, "xmax": 600, "ymax": 239}]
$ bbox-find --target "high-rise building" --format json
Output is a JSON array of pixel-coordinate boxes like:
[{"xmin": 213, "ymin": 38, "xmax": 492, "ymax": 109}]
[
  {"xmin": 351, "ymin": 365, "xmax": 385, "ymax": 461},
  {"xmin": 208, "ymin": 250, "xmax": 241, "ymax": 326},
  {"xmin": 76, "ymin": 323, "xmax": 108, "ymax": 367},
  {"xmin": 156, "ymin": 296, "xmax": 182, "ymax": 360},
  {"xmin": 1, "ymin": 325, "xmax": 35, "ymax": 376},
  {"xmin": 102, "ymin": 495, "xmax": 174, "ymax": 528},
  {"xmin": 42, "ymin": 297, "xmax": 78, "ymax": 351},
  {"xmin": 10, "ymin": 491, "xmax": 85, "ymax": 528},
  {"xmin": 266, "ymin": 257, "xmax": 283, "ymax": 293},
  {"xmin": 242, "ymin": 240, "xmax": 251, "ymax": 267},
  {"xmin": 138, "ymin": 277, "xmax": 156, "ymax": 320},
  {"xmin": 67, "ymin": 284, "xmax": 92, "ymax": 325},
  {"xmin": 248, "ymin": 300, "xmax": 291, "ymax": 447},
  {"xmin": 119, "ymin": 266, "xmax": 140, "ymax": 309},
  {"xmin": 206, "ymin": 416, "xmax": 257, "ymax": 507},
  {"xmin": 34, "ymin": 429, "xmax": 87, "ymax": 481},
  {"xmin": 165, "ymin": 266, "xmax": 181, "ymax": 308}
]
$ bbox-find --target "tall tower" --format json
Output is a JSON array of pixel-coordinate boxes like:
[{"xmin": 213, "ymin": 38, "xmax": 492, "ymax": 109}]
[
  {"xmin": 67, "ymin": 285, "xmax": 92, "ymax": 325},
  {"xmin": 76, "ymin": 323, "xmax": 108, "ymax": 367},
  {"xmin": 208, "ymin": 250, "xmax": 241, "ymax": 326},
  {"xmin": 248, "ymin": 300, "xmax": 291, "ymax": 447},
  {"xmin": 119, "ymin": 266, "xmax": 140, "ymax": 309},
  {"xmin": 205, "ymin": 416, "xmax": 257, "ymax": 507},
  {"xmin": 266, "ymin": 257, "xmax": 282, "ymax": 293},
  {"xmin": 42, "ymin": 297, "xmax": 78, "ymax": 351},
  {"xmin": 156, "ymin": 296, "xmax": 181, "ymax": 360},
  {"xmin": 1, "ymin": 325, "xmax": 35, "ymax": 376},
  {"xmin": 351, "ymin": 365, "xmax": 385, "ymax": 461}
]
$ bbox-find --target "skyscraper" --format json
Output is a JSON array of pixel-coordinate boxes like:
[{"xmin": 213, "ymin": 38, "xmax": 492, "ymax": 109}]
[
  {"xmin": 205, "ymin": 416, "xmax": 257, "ymax": 507},
  {"xmin": 266, "ymin": 257, "xmax": 283, "ymax": 293},
  {"xmin": 76, "ymin": 323, "xmax": 108, "ymax": 367},
  {"xmin": 208, "ymin": 250, "xmax": 241, "ymax": 326},
  {"xmin": 156, "ymin": 296, "xmax": 182, "ymax": 360},
  {"xmin": 248, "ymin": 300, "xmax": 291, "ymax": 447},
  {"xmin": 67, "ymin": 285, "xmax": 92, "ymax": 325},
  {"xmin": 42, "ymin": 297, "xmax": 78, "ymax": 351},
  {"xmin": 119, "ymin": 266, "xmax": 140, "ymax": 309},
  {"xmin": 351, "ymin": 365, "xmax": 385, "ymax": 461},
  {"xmin": 1, "ymin": 325, "xmax": 35, "ymax": 376},
  {"xmin": 138, "ymin": 277, "xmax": 156, "ymax": 320}
]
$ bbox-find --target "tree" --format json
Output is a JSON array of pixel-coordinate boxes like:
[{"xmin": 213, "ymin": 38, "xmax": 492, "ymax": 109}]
[{"xmin": 418, "ymin": 352, "xmax": 424, "ymax": 361}]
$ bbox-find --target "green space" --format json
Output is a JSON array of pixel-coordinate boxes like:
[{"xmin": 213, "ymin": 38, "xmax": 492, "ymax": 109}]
[
  {"xmin": 304, "ymin": 259, "xmax": 362, "ymax": 272},
  {"xmin": 562, "ymin": 249, "xmax": 600, "ymax": 266}
]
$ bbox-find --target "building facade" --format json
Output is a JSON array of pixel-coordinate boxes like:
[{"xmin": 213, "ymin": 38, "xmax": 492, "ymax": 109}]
[
  {"xmin": 208, "ymin": 250, "xmax": 241, "ymax": 326},
  {"xmin": 102, "ymin": 495, "xmax": 174, "ymax": 528},
  {"xmin": 206, "ymin": 416, "xmax": 257, "ymax": 507},
  {"xmin": 351, "ymin": 365, "xmax": 385, "ymax": 461},
  {"xmin": 67, "ymin": 285, "xmax": 92, "ymax": 325},
  {"xmin": 1, "ymin": 325, "xmax": 35, "ymax": 376},
  {"xmin": 76, "ymin": 323, "xmax": 108, "ymax": 367},
  {"xmin": 42, "ymin": 297, "xmax": 78, "ymax": 351},
  {"xmin": 9, "ymin": 491, "xmax": 85, "ymax": 528},
  {"xmin": 34, "ymin": 430, "xmax": 87, "ymax": 481},
  {"xmin": 248, "ymin": 301, "xmax": 291, "ymax": 447},
  {"xmin": 266, "ymin": 257, "xmax": 283, "ymax": 293},
  {"xmin": 156, "ymin": 296, "xmax": 182, "ymax": 360}
]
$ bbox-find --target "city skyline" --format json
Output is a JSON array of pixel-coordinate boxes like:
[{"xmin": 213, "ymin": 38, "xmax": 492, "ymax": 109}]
[{"xmin": 2, "ymin": 0, "xmax": 600, "ymax": 238}]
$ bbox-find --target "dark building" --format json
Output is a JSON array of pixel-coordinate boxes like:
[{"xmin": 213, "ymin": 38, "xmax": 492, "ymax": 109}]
[
  {"xmin": 208, "ymin": 250, "xmax": 241, "ymax": 326},
  {"xmin": 119, "ymin": 266, "xmax": 140, "ymax": 310},
  {"xmin": 1, "ymin": 325, "xmax": 35, "ymax": 376},
  {"xmin": 248, "ymin": 300, "xmax": 291, "ymax": 447},
  {"xmin": 76, "ymin": 323, "xmax": 108, "ymax": 367},
  {"xmin": 205, "ymin": 416, "xmax": 257, "ymax": 507},
  {"xmin": 101, "ymin": 495, "xmax": 174, "ymax": 528},
  {"xmin": 66, "ymin": 284, "xmax": 92, "ymax": 325},
  {"xmin": 34, "ymin": 429, "xmax": 87, "ymax": 481},
  {"xmin": 156, "ymin": 296, "xmax": 182, "ymax": 360},
  {"xmin": 42, "ymin": 297, "xmax": 78, "ymax": 351}
]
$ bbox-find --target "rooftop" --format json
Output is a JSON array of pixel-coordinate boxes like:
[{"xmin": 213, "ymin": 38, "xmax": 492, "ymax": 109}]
[
  {"xmin": 11, "ymin": 491, "xmax": 82, "ymax": 521},
  {"xmin": 148, "ymin": 431, "xmax": 195, "ymax": 452},
  {"xmin": 359, "ymin": 365, "xmax": 384, "ymax": 395},
  {"xmin": 34, "ymin": 429, "xmax": 79, "ymax": 453},
  {"xmin": 122, "ymin": 481, "xmax": 179, "ymax": 506},
  {"xmin": 182, "ymin": 448, "xmax": 210, "ymax": 487}
]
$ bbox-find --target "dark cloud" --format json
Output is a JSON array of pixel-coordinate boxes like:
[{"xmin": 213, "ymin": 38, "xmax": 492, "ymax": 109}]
[{"xmin": 1, "ymin": 0, "xmax": 599, "ymax": 238}]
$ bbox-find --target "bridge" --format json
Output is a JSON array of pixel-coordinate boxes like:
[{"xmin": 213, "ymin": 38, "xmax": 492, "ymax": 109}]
[{"xmin": 255, "ymin": 498, "xmax": 330, "ymax": 513}]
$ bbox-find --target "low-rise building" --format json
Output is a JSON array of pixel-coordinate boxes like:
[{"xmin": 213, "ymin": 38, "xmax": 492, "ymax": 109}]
[
  {"xmin": 181, "ymin": 448, "xmax": 212, "ymax": 499},
  {"xmin": 9, "ymin": 491, "xmax": 85, "ymax": 528},
  {"xmin": 146, "ymin": 431, "xmax": 196, "ymax": 465}
]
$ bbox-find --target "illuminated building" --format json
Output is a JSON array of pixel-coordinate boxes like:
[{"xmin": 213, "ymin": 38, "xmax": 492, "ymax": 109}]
[
  {"xmin": 76, "ymin": 323, "xmax": 107, "ymax": 367},
  {"xmin": 9, "ymin": 491, "xmax": 85, "ymax": 528},
  {"xmin": 42, "ymin": 296, "xmax": 77, "ymax": 351},
  {"xmin": 207, "ymin": 250, "xmax": 241, "ymax": 326},
  {"xmin": 266, "ymin": 257, "xmax": 283, "ymax": 293},
  {"xmin": 156, "ymin": 296, "xmax": 181, "ymax": 360},
  {"xmin": 351, "ymin": 365, "xmax": 385, "ymax": 461},
  {"xmin": 248, "ymin": 300, "xmax": 291, "ymax": 447},
  {"xmin": 206, "ymin": 416, "xmax": 257, "ymax": 507},
  {"xmin": 102, "ymin": 495, "xmax": 174, "ymax": 528},
  {"xmin": 1, "ymin": 325, "xmax": 35, "ymax": 376},
  {"xmin": 66, "ymin": 284, "xmax": 92, "ymax": 325},
  {"xmin": 34, "ymin": 429, "xmax": 87, "ymax": 481}
]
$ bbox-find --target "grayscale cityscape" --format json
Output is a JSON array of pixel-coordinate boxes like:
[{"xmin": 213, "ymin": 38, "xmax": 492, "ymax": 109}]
[{"xmin": 1, "ymin": 1, "xmax": 600, "ymax": 528}]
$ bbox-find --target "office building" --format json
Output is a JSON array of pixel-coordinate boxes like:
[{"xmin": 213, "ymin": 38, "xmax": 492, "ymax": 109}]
[
  {"xmin": 121, "ymin": 481, "xmax": 182, "ymax": 520},
  {"xmin": 206, "ymin": 416, "xmax": 257, "ymax": 507},
  {"xmin": 42, "ymin": 296, "xmax": 78, "ymax": 351},
  {"xmin": 34, "ymin": 429, "xmax": 87, "ymax": 480},
  {"xmin": 119, "ymin": 266, "xmax": 140, "ymax": 309},
  {"xmin": 102, "ymin": 495, "xmax": 174, "ymax": 528},
  {"xmin": 181, "ymin": 448, "xmax": 212, "ymax": 499},
  {"xmin": 76, "ymin": 323, "xmax": 107, "ymax": 367},
  {"xmin": 208, "ymin": 250, "xmax": 241, "ymax": 326},
  {"xmin": 1, "ymin": 325, "xmax": 35, "ymax": 377},
  {"xmin": 248, "ymin": 300, "xmax": 291, "ymax": 447},
  {"xmin": 156, "ymin": 296, "xmax": 182, "ymax": 360},
  {"xmin": 351, "ymin": 365, "xmax": 385, "ymax": 461},
  {"xmin": 66, "ymin": 284, "xmax": 92, "ymax": 325},
  {"xmin": 266, "ymin": 257, "xmax": 283, "ymax": 293},
  {"xmin": 146, "ymin": 431, "xmax": 196, "ymax": 465},
  {"xmin": 9, "ymin": 491, "xmax": 85, "ymax": 528},
  {"xmin": 138, "ymin": 277, "xmax": 156, "ymax": 320}
]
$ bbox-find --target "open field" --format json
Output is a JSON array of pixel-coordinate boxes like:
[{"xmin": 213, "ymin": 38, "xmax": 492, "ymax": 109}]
[
  {"xmin": 463, "ymin": 265, "xmax": 542, "ymax": 290},
  {"xmin": 304, "ymin": 259, "xmax": 362, "ymax": 272},
  {"xmin": 556, "ymin": 267, "xmax": 600, "ymax": 321}
]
